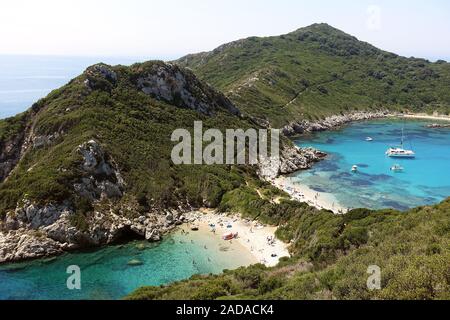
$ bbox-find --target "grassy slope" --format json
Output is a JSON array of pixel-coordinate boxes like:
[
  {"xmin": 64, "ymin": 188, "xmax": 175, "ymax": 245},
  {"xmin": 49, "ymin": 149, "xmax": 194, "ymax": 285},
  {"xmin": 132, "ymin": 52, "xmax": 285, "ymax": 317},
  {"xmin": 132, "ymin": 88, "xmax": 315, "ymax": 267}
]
[
  {"xmin": 177, "ymin": 23, "xmax": 450, "ymax": 127},
  {"xmin": 128, "ymin": 198, "xmax": 450, "ymax": 300},
  {"xmin": 0, "ymin": 49, "xmax": 448, "ymax": 300},
  {"xmin": 0, "ymin": 61, "xmax": 261, "ymax": 218},
  {"xmin": 0, "ymin": 112, "xmax": 28, "ymax": 142}
]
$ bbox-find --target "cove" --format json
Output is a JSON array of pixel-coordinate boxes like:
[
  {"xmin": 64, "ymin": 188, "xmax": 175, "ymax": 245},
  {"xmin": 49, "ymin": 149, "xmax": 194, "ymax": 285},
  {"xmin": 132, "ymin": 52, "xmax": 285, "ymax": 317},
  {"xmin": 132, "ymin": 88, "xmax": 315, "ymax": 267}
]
[
  {"xmin": 0, "ymin": 226, "xmax": 255, "ymax": 300},
  {"xmin": 293, "ymin": 119, "xmax": 450, "ymax": 210}
]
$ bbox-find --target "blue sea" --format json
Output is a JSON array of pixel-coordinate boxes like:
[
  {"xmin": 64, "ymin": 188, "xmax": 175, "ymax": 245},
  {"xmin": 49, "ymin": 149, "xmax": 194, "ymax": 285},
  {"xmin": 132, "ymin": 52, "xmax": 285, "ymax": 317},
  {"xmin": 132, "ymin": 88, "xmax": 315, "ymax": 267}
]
[
  {"xmin": 294, "ymin": 119, "xmax": 450, "ymax": 211},
  {"xmin": 0, "ymin": 55, "xmax": 150, "ymax": 119}
]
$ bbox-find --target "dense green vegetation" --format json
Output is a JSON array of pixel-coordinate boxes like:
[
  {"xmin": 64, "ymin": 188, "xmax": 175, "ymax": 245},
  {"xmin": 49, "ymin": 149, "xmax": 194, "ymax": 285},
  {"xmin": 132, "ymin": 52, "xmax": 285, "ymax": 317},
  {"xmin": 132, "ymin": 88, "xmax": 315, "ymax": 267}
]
[
  {"xmin": 1, "ymin": 25, "xmax": 449, "ymax": 300},
  {"xmin": 177, "ymin": 23, "xmax": 450, "ymax": 126},
  {"xmin": 0, "ymin": 61, "xmax": 259, "ymax": 218},
  {"xmin": 128, "ymin": 197, "xmax": 450, "ymax": 300},
  {"xmin": 0, "ymin": 112, "xmax": 28, "ymax": 142}
]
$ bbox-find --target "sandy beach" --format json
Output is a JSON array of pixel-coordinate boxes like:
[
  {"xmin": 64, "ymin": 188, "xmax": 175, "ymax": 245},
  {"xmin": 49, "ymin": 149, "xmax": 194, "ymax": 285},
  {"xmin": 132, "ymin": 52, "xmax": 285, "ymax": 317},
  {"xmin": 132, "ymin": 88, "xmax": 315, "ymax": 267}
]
[
  {"xmin": 272, "ymin": 176, "xmax": 348, "ymax": 214},
  {"xmin": 184, "ymin": 210, "xmax": 290, "ymax": 267},
  {"xmin": 402, "ymin": 113, "xmax": 450, "ymax": 122}
]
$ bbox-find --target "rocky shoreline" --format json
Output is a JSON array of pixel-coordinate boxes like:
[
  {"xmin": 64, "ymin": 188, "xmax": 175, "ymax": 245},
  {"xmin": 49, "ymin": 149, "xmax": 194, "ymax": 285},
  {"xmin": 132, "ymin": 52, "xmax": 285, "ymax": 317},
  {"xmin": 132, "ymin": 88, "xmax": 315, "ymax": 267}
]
[
  {"xmin": 0, "ymin": 139, "xmax": 189, "ymax": 264},
  {"xmin": 426, "ymin": 123, "xmax": 450, "ymax": 128},
  {"xmin": 281, "ymin": 110, "xmax": 392, "ymax": 136},
  {"xmin": 259, "ymin": 111, "xmax": 392, "ymax": 180},
  {"xmin": 0, "ymin": 111, "xmax": 392, "ymax": 264},
  {"xmin": 0, "ymin": 147, "xmax": 324, "ymax": 264},
  {"xmin": 0, "ymin": 207, "xmax": 189, "ymax": 264}
]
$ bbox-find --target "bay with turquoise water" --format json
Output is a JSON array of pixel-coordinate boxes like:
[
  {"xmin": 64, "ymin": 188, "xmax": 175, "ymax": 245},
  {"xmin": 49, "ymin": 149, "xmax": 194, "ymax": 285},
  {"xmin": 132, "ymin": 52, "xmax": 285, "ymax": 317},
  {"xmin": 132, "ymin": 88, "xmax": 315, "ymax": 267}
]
[
  {"xmin": 0, "ymin": 227, "xmax": 254, "ymax": 300},
  {"xmin": 294, "ymin": 119, "xmax": 450, "ymax": 211}
]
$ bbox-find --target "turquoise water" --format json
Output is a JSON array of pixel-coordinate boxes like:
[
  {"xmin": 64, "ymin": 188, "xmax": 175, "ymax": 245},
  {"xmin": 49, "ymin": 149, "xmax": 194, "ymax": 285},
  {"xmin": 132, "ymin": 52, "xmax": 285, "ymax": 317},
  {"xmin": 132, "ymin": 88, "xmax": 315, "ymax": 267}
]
[
  {"xmin": 294, "ymin": 119, "xmax": 450, "ymax": 210},
  {"xmin": 0, "ymin": 228, "xmax": 253, "ymax": 300}
]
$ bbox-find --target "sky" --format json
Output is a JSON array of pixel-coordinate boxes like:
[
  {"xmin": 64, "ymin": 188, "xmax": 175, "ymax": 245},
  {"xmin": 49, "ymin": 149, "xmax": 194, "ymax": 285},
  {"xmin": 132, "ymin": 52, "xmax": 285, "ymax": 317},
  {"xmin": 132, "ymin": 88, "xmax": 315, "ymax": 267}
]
[{"xmin": 0, "ymin": 0, "xmax": 449, "ymax": 61}]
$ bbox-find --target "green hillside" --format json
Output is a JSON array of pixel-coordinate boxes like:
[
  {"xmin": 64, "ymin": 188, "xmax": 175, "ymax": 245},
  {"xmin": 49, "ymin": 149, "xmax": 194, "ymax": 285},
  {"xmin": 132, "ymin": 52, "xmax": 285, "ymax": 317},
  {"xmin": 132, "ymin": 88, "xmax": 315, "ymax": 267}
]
[
  {"xmin": 1, "ymin": 27, "xmax": 449, "ymax": 299},
  {"xmin": 0, "ymin": 61, "xmax": 258, "ymax": 220},
  {"xmin": 128, "ymin": 197, "xmax": 450, "ymax": 300},
  {"xmin": 176, "ymin": 23, "xmax": 450, "ymax": 127}
]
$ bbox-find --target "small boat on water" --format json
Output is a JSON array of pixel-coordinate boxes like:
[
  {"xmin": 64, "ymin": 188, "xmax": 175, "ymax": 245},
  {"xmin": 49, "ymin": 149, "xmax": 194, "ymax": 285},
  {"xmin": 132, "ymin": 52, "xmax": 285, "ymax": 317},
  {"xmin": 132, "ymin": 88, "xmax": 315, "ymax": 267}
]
[
  {"xmin": 366, "ymin": 137, "xmax": 373, "ymax": 141},
  {"xmin": 222, "ymin": 232, "xmax": 238, "ymax": 240},
  {"xmin": 386, "ymin": 125, "xmax": 415, "ymax": 158},
  {"xmin": 390, "ymin": 164, "xmax": 404, "ymax": 172},
  {"xmin": 351, "ymin": 165, "xmax": 358, "ymax": 172},
  {"xmin": 386, "ymin": 147, "xmax": 415, "ymax": 158}
]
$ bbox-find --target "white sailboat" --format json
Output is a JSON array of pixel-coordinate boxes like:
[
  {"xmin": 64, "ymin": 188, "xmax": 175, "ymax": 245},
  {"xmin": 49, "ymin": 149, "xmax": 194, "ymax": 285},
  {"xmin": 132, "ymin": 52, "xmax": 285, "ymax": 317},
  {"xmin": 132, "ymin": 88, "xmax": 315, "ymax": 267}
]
[{"xmin": 386, "ymin": 126, "xmax": 415, "ymax": 158}]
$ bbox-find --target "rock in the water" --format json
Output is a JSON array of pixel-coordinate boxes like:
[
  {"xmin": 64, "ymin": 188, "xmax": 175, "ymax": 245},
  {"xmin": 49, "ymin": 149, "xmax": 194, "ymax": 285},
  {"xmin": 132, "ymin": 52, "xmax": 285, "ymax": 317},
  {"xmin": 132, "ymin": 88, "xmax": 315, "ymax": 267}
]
[
  {"xmin": 127, "ymin": 259, "xmax": 144, "ymax": 266},
  {"xmin": 136, "ymin": 243, "xmax": 146, "ymax": 250}
]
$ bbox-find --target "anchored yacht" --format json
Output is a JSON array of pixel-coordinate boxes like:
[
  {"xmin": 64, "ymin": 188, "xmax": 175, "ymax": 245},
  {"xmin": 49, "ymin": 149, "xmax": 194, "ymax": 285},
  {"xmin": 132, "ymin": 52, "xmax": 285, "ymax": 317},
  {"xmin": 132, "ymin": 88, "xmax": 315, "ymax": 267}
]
[
  {"xmin": 386, "ymin": 147, "xmax": 415, "ymax": 158},
  {"xmin": 386, "ymin": 126, "xmax": 415, "ymax": 158}
]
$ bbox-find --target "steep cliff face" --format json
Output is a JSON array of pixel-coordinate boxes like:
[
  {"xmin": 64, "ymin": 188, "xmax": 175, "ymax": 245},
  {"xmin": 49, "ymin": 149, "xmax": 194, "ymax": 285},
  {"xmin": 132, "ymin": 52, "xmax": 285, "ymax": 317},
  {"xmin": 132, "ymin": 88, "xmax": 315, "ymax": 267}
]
[
  {"xmin": 0, "ymin": 136, "xmax": 187, "ymax": 263},
  {"xmin": 132, "ymin": 62, "xmax": 240, "ymax": 116},
  {"xmin": 0, "ymin": 60, "xmax": 250, "ymax": 263},
  {"xmin": 0, "ymin": 59, "xmax": 335, "ymax": 263},
  {"xmin": 258, "ymin": 145, "xmax": 327, "ymax": 179},
  {"xmin": 74, "ymin": 140, "xmax": 125, "ymax": 201}
]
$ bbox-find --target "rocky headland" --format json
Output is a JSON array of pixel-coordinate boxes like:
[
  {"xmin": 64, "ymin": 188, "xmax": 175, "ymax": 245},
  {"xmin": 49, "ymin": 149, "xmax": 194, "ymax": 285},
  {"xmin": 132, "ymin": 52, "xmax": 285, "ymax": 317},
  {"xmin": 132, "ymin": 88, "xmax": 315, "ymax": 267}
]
[{"xmin": 0, "ymin": 139, "xmax": 188, "ymax": 263}]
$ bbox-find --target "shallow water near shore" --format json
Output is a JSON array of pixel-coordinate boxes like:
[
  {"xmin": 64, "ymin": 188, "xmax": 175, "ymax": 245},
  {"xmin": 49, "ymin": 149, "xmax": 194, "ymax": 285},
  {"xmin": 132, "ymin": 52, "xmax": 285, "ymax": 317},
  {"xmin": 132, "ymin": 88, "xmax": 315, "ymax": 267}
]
[
  {"xmin": 294, "ymin": 119, "xmax": 450, "ymax": 210},
  {"xmin": 0, "ymin": 226, "xmax": 255, "ymax": 300}
]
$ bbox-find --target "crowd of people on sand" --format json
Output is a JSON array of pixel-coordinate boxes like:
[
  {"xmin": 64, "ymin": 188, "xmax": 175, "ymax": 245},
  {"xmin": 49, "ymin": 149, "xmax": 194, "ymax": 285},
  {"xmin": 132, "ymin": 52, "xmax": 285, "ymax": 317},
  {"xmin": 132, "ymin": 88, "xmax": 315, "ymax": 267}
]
[{"xmin": 177, "ymin": 212, "xmax": 284, "ymax": 266}]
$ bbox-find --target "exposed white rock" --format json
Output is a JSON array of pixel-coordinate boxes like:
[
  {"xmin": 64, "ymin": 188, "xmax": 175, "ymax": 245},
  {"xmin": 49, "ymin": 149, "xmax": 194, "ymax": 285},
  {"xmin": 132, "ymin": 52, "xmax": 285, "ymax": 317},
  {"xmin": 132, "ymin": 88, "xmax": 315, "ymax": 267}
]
[
  {"xmin": 258, "ymin": 145, "xmax": 326, "ymax": 180},
  {"xmin": 135, "ymin": 62, "xmax": 240, "ymax": 116},
  {"xmin": 74, "ymin": 140, "xmax": 125, "ymax": 201},
  {"xmin": 32, "ymin": 132, "xmax": 60, "ymax": 149},
  {"xmin": 0, "ymin": 230, "xmax": 63, "ymax": 263},
  {"xmin": 14, "ymin": 200, "xmax": 71, "ymax": 230}
]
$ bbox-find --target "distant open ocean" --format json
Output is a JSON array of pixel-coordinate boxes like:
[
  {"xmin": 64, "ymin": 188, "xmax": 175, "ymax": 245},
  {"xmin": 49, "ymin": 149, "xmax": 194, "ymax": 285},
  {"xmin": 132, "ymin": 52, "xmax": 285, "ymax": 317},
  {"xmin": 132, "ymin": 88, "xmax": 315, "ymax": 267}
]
[{"xmin": 0, "ymin": 55, "xmax": 154, "ymax": 119}]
